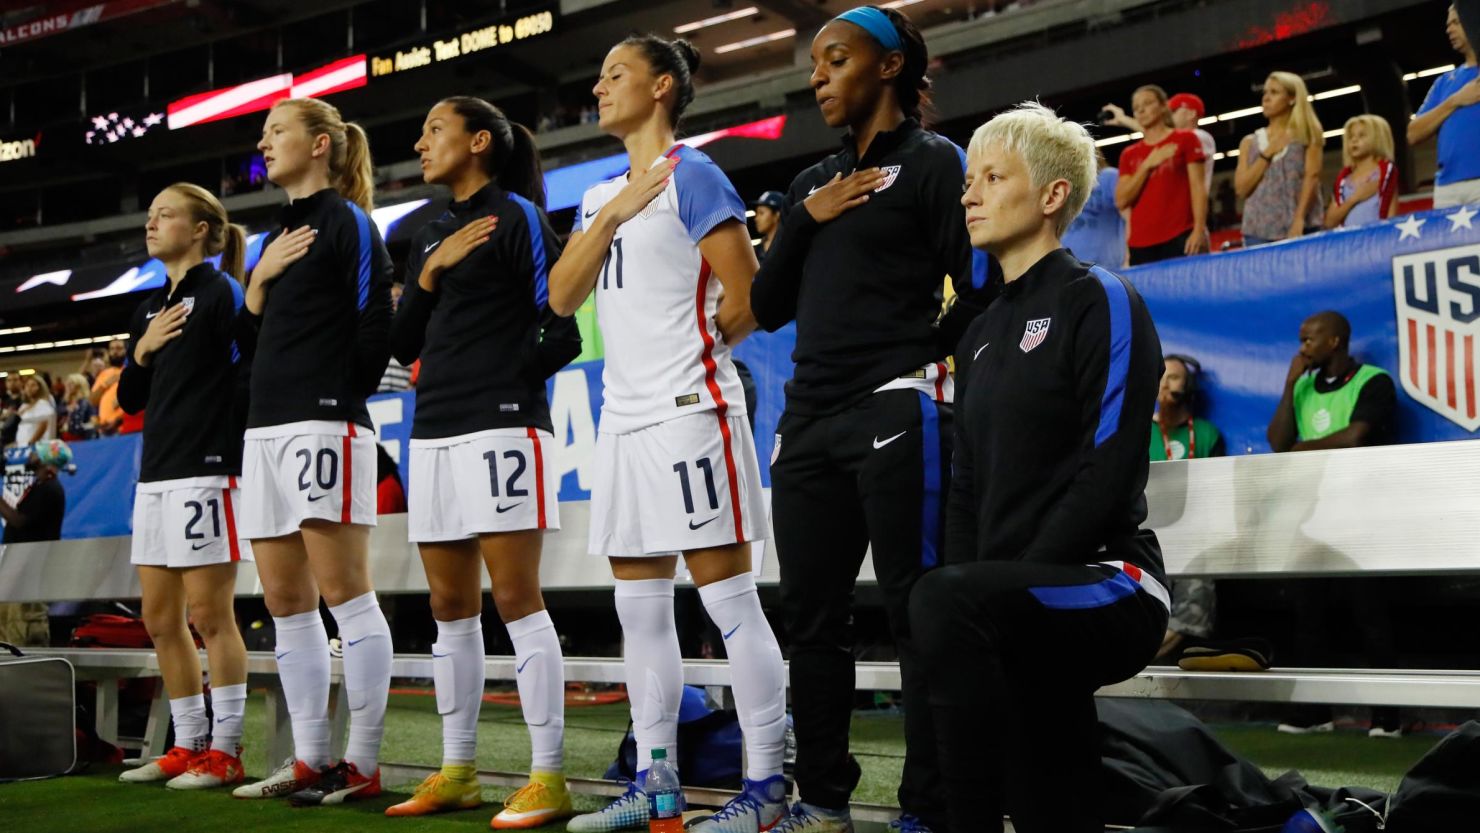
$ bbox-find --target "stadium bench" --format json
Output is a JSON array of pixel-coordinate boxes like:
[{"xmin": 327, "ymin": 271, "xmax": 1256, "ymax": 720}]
[{"xmin": 8, "ymin": 441, "xmax": 1480, "ymax": 818}]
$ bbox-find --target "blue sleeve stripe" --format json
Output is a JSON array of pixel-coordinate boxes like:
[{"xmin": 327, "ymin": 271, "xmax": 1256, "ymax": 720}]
[
  {"xmin": 951, "ymin": 141, "xmax": 991, "ymax": 291},
  {"xmin": 917, "ymin": 392, "xmax": 943, "ymax": 570},
  {"xmin": 1089, "ymin": 265, "xmax": 1132, "ymax": 447},
  {"xmin": 509, "ymin": 193, "xmax": 550, "ymax": 310},
  {"xmin": 225, "ymin": 276, "xmax": 244, "ymax": 364},
  {"xmin": 348, "ymin": 202, "xmax": 372, "ymax": 311},
  {"xmin": 1029, "ymin": 571, "xmax": 1138, "ymax": 610}
]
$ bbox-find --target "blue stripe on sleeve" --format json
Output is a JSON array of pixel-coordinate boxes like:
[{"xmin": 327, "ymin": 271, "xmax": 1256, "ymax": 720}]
[
  {"xmin": 348, "ymin": 202, "xmax": 372, "ymax": 311},
  {"xmin": 508, "ymin": 193, "xmax": 550, "ymax": 310},
  {"xmin": 1029, "ymin": 571, "xmax": 1138, "ymax": 610},
  {"xmin": 226, "ymin": 275, "xmax": 244, "ymax": 364},
  {"xmin": 917, "ymin": 392, "xmax": 942, "ymax": 569},
  {"xmin": 951, "ymin": 141, "xmax": 991, "ymax": 290},
  {"xmin": 1089, "ymin": 265, "xmax": 1132, "ymax": 447}
]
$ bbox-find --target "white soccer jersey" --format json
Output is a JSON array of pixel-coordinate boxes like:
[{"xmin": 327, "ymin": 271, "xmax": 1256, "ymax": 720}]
[{"xmin": 574, "ymin": 144, "xmax": 749, "ymax": 434}]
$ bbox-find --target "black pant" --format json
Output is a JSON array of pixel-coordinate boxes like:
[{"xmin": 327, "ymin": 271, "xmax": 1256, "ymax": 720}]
[
  {"xmin": 909, "ymin": 560, "xmax": 1166, "ymax": 833},
  {"xmin": 1287, "ymin": 577, "xmax": 1400, "ymax": 730},
  {"xmin": 1128, "ymin": 230, "xmax": 1191, "ymax": 265},
  {"xmin": 772, "ymin": 390, "xmax": 950, "ymax": 825}
]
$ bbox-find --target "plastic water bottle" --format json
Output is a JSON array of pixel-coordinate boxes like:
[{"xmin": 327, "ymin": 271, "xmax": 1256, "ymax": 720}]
[{"xmin": 645, "ymin": 748, "xmax": 684, "ymax": 832}]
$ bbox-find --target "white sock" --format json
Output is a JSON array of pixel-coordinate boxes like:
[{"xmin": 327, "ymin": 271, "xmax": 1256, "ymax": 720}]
[
  {"xmin": 699, "ymin": 573, "xmax": 786, "ymax": 781},
  {"xmin": 272, "ymin": 610, "xmax": 331, "ymax": 767},
  {"xmin": 169, "ymin": 693, "xmax": 209, "ymax": 753},
  {"xmin": 613, "ymin": 578, "xmax": 682, "ymax": 776},
  {"xmin": 209, "ymin": 683, "xmax": 248, "ymax": 754},
  {"xmin": 330, "ymin": 591, "xmax": 392, "ymax": 774},
  {"xmin": 433, "ymin": 615, "xmax": 485, "ymax": 766},
  {"xmin": 506, "ymin": 609, "xmax": 565, "ymax": 772}
]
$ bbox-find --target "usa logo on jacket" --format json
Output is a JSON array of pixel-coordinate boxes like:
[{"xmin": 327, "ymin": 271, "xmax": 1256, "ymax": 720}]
[
  {"xmin": 874, "ymin": 165, "xmax": 901, "ymax": 192},
  {"xmin": 1020, "ymin": 318, "xmax": 1051, "ymax": 353}
]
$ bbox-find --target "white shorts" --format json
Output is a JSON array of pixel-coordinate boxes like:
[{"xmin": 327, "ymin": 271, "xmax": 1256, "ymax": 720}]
[
  {"xmin": 239, "ymin": 421, "xmax": 377, "ymax": 539},
  {"xmin": 408, "ymin": 428, "xmax": 560, "ymax": 542},
  {"xmin": 590, "ymin": 411, "xmax": 767, "ymax": 557},
  {"xmin": 131, "ymin": 476, "xmax": 253, "ymax": 567}
]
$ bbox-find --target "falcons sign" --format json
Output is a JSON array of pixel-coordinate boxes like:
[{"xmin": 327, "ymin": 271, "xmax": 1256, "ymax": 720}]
[
  {"xmin": 1393, "ymin": 243, "xmax": 1480, "ymax": 431},
  {"xmin": 1020, "ymin": 317, "xmax": 1051, "ymax": 353}
]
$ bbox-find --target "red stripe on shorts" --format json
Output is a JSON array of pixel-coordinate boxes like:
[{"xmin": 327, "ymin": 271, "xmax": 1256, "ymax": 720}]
[
  {"xmin": 693, "ymin": 259, "xmax": 744, "ymax": 542},
  {"xmin": 527, "ymin": 427, "xmax": 547, "ymax": 530},
  {"xmin": 342, "ymin": 422, "xmax": 356, "ymax": 524},
  {"xmin": 221, "ymin": 487, "xmax": 241, "ymax": 562}
]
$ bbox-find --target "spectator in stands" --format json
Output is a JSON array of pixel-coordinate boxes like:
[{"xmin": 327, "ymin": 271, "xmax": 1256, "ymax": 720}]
[
  {"xmin": 1063, "ymin": 147, "xmax": 1126, "ymax": 267},
  {"xmin": 0, "ymin": 375, "xmax": 21, "ymax": 447},
  {"xmin": 377, "ymin": 283, "xmax": 414, "ymax": 393},
  {"xmin": 1234, "ymin": 72, "xmax": 1325, "ymax": 245},
  {"xmin": 91, "ymin": 338, "xmax": 128, "ymax": 436},
  {"xmin": 76, "ymin": 348, "xmax": 104, "ymax": 385},
  {"xmin": 1408, "ymin": 4, "xmax": 1480, "ymax": 207},
  {"xmin": 1149, "ymin": 355, "xmax": 1224, "ymax": 664},
  {"xmin": 1169, "ymin": 93, "xmax": 1217, "ymax": 196},
  {"xmin": 1326, "ymin": 115, "xmax": 1400, "ymax": 229},
  {"xmin": 1112, "ymin": 85, "xmax": 1209, "ymax": 263},
  {"xmin": 1265, "ymin": 311, "xmax": 1401, "ymax": 737},
  {"xmin": 14, "ymin": 376, "xmax": 57, "ymax": 447},
  {"xmin": 59, "ymin": 373, "xmax": 97, "ymax": 441},
  {"xmin": 751, "ymin": 191, "xmax": 785, "ymax": 261},
  {"xmin": 0, "ymin": 439, "xmax": 69, "ymax": 544}
]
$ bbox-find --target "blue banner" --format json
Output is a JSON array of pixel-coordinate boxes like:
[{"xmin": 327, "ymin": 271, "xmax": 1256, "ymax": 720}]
[
  {"xmin": 1127, "ymin": 206, "xmax": 1480, "ymax": 454},
  {"xmin": 14, "ymin": 205, "xmax": 1477, "ymax": 540}
]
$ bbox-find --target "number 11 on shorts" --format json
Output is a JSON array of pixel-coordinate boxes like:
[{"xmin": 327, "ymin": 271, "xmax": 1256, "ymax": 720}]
[{"xmin": 672, "ymin": 458, "xmax": 718, "ymax": 515}]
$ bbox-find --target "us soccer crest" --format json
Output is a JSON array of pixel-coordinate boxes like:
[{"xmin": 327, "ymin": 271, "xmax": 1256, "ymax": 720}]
[
  {"xmin": 1393, "ymin": 243, "xmax": 1480, "ymax": 430},
  {"xmin": 1020, "ymin": 318, "xmax": 1051, "ymax": 353},
  {"xmin": 180, "ymin": 296, "xmax": 195, "ymax": 315},
  {"xmin": 874, "ymin": 165, "xmax": 901, "ymax": 192}
]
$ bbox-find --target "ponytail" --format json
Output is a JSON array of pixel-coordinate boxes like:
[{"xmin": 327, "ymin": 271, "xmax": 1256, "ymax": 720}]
[
  {"xmin": 273, "ymin": 98, "xmax": 376, "ymax": 212},
  {"xmin": 220, "ymin": 222, "xmax": 247, "ymax": 283},
  {"xmin": 339, "ymin": 122, "xmax": 376, "ymax": 212},
  {"xmin": 438, "ymin": 96, "xmax": 545, "ymax": 209},
  {"xmin": 501, "ymin": 121, "xmax": 545, "ymax": 209},
  {"xmin": 164, "ymin": 182, "xmax": 246, "ymax": 283}
]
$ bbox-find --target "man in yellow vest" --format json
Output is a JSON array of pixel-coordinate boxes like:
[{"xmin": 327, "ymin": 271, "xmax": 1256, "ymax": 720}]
[{"xmin": 1266, "ymin": 310, "xmax": 1402, "ymax": 737}]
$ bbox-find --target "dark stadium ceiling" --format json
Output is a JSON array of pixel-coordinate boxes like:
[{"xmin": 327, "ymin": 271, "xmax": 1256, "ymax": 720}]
[{"xmin": 0, "ymin": 0, "xmax": 967, "ymax": 88}]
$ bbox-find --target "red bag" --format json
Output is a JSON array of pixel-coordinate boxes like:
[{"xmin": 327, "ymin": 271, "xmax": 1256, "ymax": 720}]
[{"xmin": 69, "ymin": 614, "xmax": 203, "ymax": 649}]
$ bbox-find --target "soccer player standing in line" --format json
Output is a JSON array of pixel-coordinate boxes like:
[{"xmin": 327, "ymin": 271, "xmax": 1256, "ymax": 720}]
[
  {"xmin": 548, "ymin": 33, "xmax": 789, "ymax": 833},
  {"xmin": 383, "ymin": 96, "xmax": 581, "ymax": 829},
  {"xmin": 116, "ymin": 184, "xmax": 252, "ymax": 790},
  {"xmin": 750, "ymin": 7, "xmax": 993, "ymax": 832},
  {"xmin": 230, "ymin": 98, "xmax": 395, "ymax": 807},
  {"xmin": 911, "ymin": 102, "xmax": 1169, "ymax": 833}
]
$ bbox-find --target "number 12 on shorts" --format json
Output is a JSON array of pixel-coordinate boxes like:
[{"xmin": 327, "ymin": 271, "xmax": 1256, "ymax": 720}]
[{"xmin": 673, "ymin": 458, "xmax": 719, "ymax": 515}]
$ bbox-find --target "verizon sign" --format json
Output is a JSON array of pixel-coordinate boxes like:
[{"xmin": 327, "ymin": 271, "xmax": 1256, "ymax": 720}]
[
  {"xmin": 0, "ymin": 0, "xmax": 178, "ymax": 47},
  {"xmin": 0, "ymin": 134, "xmax": 39, "ymax": 163}
]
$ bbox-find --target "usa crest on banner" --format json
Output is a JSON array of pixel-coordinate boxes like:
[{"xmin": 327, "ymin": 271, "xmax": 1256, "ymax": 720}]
[
  {"xmin": 1020, "ymin": 318, "xmax": 1051, "ymax": 353},
  {"xmin": 1393, "ymin": 243, "xmax": 1480, "ymax": 431}
]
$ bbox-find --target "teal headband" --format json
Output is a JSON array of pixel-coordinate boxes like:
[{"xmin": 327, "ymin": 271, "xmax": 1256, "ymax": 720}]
[{"xmin": 833, "ymin": 7, "xmax": 902, "ymax": 52}]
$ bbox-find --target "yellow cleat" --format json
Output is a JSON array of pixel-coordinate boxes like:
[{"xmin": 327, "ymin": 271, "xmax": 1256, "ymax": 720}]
[
  {"xmin": 490, "ymin": 772, "xmax": 574, "ymax": 829},
  {"xmin": 385, "ymin": 772, "xmax": 483, "ymax": 817}
]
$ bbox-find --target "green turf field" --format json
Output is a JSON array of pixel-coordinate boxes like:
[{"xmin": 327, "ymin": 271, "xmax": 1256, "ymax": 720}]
[{"xmin": 0, "ymin": 691, "xmax": 1440, "ymax": 832}]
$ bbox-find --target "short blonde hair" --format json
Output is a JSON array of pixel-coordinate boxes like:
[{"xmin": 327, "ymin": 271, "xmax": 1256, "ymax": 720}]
[
  {"xmin": 967, "ymin": 101, "xmax": 1098, "ymax": 236},
  {"xmin": 1341, "ymin": 114, "xmax": 1395, "ymax": 167}
]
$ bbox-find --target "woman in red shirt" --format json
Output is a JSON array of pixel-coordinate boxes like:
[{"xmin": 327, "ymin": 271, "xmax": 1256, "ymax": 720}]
[{"xmin": 1115, "ymin": 84, "xmax": 1208, "ymax": 264}]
